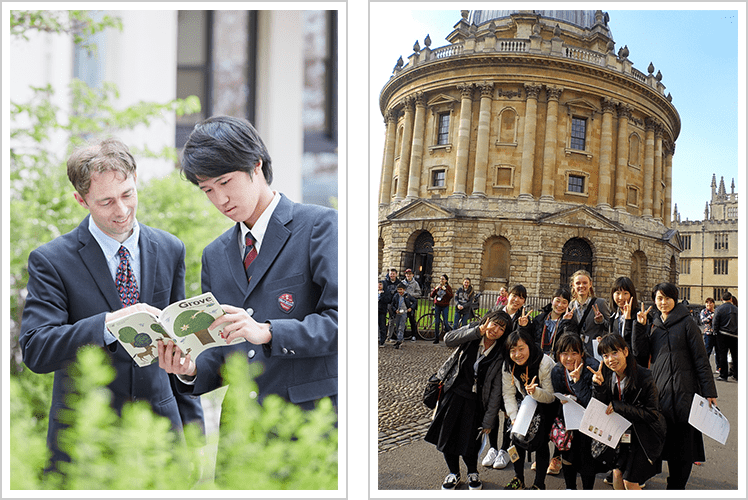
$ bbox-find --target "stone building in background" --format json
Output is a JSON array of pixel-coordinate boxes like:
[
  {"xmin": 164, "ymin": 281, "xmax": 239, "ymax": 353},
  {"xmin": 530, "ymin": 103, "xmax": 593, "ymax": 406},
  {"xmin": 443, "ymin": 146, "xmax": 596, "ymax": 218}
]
[
  {"xmin": 673, "ymin": 175, "xmax": 739, "ymax": 305},
  {"xmin": 377, "ymin": 10, "xmax": 682, "ymax": 299}
]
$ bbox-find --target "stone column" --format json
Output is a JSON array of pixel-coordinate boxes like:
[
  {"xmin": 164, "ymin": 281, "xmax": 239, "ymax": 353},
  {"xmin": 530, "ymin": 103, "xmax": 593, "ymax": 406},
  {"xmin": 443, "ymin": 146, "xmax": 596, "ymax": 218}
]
[
  {"xmin": 653, "ymin": 124, "xmax": 664, "ymax": 221},
  {"xmin": 614, "ymin": 103, "xmax": 631, "ymax": 210},
  {"xmin": 471, "ymin": 82, "xmax": 494, "ymax": 198},
  {"xmin": 519, "ymin": 83, "xmax": 542, "ymax": 200},
  {"xmin": 395, "ymin": 96, "xmax": 415, "ymax": 201},
  {"xmin": 597, "ymin": 98, "xmax": 615, "ymax": 209},
  {"xmin": 663, "ymin": 142, "xmax": 674, "ymax": 227},
  {"xmin": 642, "ymin": 117, "xmax": 656, "ymax": 218},
  {"xmin": 379, "ymin": 109, "xmax": 398, "ymax": 205},
  {"xmin": 540, "ymin": 86, "xmax": 562, "ymax": 200},
  {"xmin": 407, "ymin": 92, "xmax": 426, "ymax": 200},
  {"xmin": 451, "ymin": 83, "xmax": 474, "ymax": 198}
]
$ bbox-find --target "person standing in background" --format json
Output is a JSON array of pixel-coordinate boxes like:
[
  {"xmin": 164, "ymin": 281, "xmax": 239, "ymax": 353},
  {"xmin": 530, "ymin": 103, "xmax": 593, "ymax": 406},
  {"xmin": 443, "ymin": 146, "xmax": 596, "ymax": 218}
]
[
  {"xmin": 402, "ymin": 269, "xmax": 421, "ymax": 341},
  {"xmin": 700, "ymin": 298, "xmax": 717, "ymax": 372}
]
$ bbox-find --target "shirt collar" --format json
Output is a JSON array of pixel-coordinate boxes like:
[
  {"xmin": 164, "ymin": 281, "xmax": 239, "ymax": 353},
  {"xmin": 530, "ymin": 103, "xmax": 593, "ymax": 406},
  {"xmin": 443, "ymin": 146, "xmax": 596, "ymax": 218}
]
[
  {"xmin": 87, "ymin": 216, "xmax": 140, "ymax": 260},
  {"xmin": 479, "ymin": 336, "xmax": 496, "ymax": 357},
  {"xmin": 239, "ymin": 191, "xmax": 281, "ymax": 253}
]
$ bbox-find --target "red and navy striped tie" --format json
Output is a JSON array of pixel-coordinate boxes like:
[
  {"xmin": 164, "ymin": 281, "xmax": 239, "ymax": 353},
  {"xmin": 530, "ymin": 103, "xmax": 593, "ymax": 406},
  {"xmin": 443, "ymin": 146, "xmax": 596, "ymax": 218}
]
[{"xmin": 244, "ymin": 232, "xmax": 258, "ymax": 280}]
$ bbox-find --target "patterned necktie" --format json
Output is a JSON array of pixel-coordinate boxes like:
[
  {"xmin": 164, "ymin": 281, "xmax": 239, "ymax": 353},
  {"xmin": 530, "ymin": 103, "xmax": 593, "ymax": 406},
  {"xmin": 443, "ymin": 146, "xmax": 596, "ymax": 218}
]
[
  {"xmin": 243, "ymin": 232, "xmax": 258, "ymax": 279},
  {"xmin": 116, "ymin": 246, "xmax": 139, "ymax": 306}
]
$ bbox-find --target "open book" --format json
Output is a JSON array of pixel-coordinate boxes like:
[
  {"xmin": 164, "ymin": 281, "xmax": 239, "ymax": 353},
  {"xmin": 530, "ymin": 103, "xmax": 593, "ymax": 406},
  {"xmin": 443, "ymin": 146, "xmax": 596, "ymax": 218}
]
[{"xmin": 106, "ymin": 292, "xmax": 245, "ymax": 367}]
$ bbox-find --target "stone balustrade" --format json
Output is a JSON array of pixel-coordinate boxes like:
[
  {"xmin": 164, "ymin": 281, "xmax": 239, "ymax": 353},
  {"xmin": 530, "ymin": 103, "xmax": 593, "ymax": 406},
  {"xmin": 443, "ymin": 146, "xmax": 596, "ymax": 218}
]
[{"xmin": 393, "ymin": 37, "xmax": 666, "ymax": 95}]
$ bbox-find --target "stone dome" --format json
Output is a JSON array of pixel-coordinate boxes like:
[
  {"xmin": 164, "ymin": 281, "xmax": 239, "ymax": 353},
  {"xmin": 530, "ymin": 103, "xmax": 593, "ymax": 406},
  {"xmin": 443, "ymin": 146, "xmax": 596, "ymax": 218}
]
[{"xmin": 465, "ymin": 9, "xmax": 612, "ymax": 39}]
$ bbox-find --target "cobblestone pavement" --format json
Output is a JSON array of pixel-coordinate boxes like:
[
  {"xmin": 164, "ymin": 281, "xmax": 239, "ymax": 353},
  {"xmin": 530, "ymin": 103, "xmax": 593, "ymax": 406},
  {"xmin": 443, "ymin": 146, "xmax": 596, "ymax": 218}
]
[{"xmin": 377, "ymin": 338, "xmax": 454, "ymax": 453}]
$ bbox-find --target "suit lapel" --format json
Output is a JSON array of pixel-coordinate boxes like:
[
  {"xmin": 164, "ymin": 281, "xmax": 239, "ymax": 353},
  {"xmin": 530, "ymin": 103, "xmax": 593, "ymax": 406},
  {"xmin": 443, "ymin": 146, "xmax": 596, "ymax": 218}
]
[
  {"xmin": 245, "ymin": 196, "xmax": 293, "ymax": 298},
  {"xmin": 224, "ymin": 224, "xmax": 252, "ymax": 293},
  {"xmin": 77, "ymin": 217, "xmax": 122, "ymax": 312},
  {"xmin": 138, "ymin": 225, "xmax": 156, "ymax": 303}
]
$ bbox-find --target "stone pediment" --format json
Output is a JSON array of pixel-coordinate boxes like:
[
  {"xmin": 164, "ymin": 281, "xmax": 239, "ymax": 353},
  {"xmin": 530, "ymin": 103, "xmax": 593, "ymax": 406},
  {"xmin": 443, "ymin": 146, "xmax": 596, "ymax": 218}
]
[
  {"xmin": 387, "ymin": 200, "xmax": 455, "ymax": 221},
  {"xmin": 537, "ymin": 206, "xmax": 622, "ymax": 231},
  {"xmin": 427, "ymin": 93, "xmax": 459, "ymax": 108},
  {"xmin": 662, "ymin": 228, "xmax": 683, "ymax": 251},
  {"xmin": 565, "ymin": 98, "xmax": 598, "ymax": 113}
]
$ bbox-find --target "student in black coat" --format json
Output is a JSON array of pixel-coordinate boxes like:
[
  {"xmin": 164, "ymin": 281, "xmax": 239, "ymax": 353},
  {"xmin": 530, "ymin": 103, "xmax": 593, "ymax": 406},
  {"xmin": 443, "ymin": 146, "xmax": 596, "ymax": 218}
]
[
  {"xmin": 591, "ymin": 333, "xmax": 666, "ymax": 490},
  {"xmin": 632, "ymin": 282, "xmax": 718, "ymax": 490},
  {"xmin": 425, "ymin": 310, "xmax": 512, "ymax": 491}
]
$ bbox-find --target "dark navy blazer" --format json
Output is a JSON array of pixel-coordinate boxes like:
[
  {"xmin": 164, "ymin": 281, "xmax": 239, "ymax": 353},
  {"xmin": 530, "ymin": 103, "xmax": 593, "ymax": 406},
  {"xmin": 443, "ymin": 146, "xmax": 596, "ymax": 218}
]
[
  {"xmin": 179, "ymin": 194, "xmax": 338, "ymax": 410},
  {"xmin": 20, "ymin": 216, "xmax": 204, "ymax": 467}
]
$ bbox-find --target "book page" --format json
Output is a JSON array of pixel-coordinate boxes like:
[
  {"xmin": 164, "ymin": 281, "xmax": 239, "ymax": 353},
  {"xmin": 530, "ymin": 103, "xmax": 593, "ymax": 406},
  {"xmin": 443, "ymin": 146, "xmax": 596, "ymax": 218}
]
[
  {"xmin": 106, "ymin": 311, "xmax": 171, "ymax": 367},
  {"xmin": 578, "ymin": 397, "xmax": 631, "ymax": 448},
  {"xmin": 158, "ymin": 292, "xmax": 244, "ymax": 360},
  {"xmin": 512, "ymin": 395, "xmax": 538, "ymax": 437},
  {"xmin": 689, "ymin": 393, "xmax": 730, "ymax": 445},
  {"xmin": 554, "ymin": 393, "xmax": 586, "ymax": 430}
]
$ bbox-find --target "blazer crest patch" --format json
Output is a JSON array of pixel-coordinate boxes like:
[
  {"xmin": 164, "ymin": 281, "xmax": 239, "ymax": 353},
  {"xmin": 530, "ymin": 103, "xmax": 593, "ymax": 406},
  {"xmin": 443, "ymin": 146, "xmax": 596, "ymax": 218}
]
[{"xmin": 278, "ymin": 293, "xmax": 295, "ymax": 313}]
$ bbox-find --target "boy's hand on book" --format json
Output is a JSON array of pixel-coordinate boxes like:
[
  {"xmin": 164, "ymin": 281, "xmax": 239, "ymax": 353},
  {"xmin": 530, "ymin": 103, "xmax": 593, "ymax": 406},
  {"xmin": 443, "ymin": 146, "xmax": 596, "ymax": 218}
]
[
  {"xmin": 157, "ymin": 340, "xmax": 197, "ymax": 377},
  {"xmin": 212, "ymin": 304, "xmax": 272, "ymax": 345},
  {"xmin": 106, "ymin": 303, "xmax": 161, "ymax": 323}
]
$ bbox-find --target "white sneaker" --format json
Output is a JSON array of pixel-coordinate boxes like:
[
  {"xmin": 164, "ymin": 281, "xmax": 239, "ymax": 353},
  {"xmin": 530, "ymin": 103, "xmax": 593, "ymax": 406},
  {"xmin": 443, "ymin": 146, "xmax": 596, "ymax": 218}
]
[
  {"xmin": 481, "ymin": 447, "xmax": 498, "ymax": 467},
  {"xmin": 493, "ymin": 449, "xmax": 511, "ymax": 469}
]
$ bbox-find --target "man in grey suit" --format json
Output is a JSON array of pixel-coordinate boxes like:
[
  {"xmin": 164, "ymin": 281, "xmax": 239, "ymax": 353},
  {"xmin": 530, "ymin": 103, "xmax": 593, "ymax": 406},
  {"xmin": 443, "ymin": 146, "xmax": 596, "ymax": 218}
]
[
  {"xmin": 158, "ymin": 116, "xmax": 337, "ymax": 412},
  {"xmin": 20, "ymin": 138, "xmax": 203, "ymax": 473}
]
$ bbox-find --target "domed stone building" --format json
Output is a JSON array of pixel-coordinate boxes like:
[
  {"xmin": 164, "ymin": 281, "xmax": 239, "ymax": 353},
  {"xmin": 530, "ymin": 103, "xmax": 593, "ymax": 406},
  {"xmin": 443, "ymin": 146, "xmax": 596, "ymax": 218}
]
[{"xmin": 377, "ymin": 9, "xmax": 682, "ymax": 300}]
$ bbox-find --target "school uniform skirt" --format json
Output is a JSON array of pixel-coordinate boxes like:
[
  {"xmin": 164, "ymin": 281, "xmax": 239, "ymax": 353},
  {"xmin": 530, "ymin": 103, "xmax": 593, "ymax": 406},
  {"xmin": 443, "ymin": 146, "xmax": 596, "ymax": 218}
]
[
  {"xmin": 616, "ymin": 433, "xmax": 662, "ymax": 484},
  {"xmin": 424, "ymin": 386, "xmax": 482, "ymax": 456}
]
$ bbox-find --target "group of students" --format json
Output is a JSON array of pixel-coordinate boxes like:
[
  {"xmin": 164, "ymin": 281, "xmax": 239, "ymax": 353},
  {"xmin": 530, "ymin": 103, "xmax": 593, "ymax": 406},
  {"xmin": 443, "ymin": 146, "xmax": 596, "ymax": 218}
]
[
  {"xmin": 425, "ymin": 269, "xmax": 719, "ymax": 490},
  {"xmin": 378, "ymin": 270, "xmax": 478, "ymax": 348}
]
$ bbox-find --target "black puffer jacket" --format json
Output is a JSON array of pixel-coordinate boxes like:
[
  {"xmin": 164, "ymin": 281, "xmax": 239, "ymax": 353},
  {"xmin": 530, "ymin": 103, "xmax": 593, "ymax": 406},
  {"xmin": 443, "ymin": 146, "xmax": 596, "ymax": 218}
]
[{"xmin": 632, "ymin": 302, "xmax": 718, "ymax": 423}]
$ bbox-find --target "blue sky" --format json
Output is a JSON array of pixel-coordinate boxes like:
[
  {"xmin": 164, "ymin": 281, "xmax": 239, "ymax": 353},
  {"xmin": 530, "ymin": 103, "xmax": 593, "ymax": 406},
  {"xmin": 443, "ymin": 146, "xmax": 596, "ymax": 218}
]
[{"xmin": 369, "ymin": 4, "xmax": 744, "ymax": 222}]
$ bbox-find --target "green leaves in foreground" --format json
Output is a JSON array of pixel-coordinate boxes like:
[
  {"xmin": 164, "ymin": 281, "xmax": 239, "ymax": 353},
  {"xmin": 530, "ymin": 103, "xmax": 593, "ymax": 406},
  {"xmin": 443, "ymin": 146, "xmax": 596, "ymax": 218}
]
[
  {"xmin": 11, "ymin": 347, "xmax": 337, "ymax": 490},
  {"xmin": 214, "ymin": 353, "xmax": 338, "ymax": 490}
]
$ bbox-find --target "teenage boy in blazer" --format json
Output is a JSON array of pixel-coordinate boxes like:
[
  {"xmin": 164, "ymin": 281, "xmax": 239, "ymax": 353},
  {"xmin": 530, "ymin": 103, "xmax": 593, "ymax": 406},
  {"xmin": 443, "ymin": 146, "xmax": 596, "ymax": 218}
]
[
  {"xmin": 159, "ymin": 116, "xmax": 338, "ymax": 412},
  {"xmin": 20, "ymin": 138, "xmax": 204, "ymax": 473}
]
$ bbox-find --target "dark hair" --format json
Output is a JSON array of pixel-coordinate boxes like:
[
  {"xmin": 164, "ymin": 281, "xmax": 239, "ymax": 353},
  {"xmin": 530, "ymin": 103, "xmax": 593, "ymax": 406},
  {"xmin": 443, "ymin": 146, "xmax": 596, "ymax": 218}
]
[
  {"xmin": 481, "ymin": 309, "xmax": 511, "ymax": 330},
  {"xmin": 554, "ymin": 332, "xmax": 584, "ymax": 359},
  {"xmin": 722, "ymin": 291, "xmax": 733, "ymax": 302},
  {"xmin": 611, "ymin": 276, "xmax": 638, "ymax": 312},
  {"xmin": 508, "ymin": 284, "xmax": 527, "ymax": 299},
  {"xmin": 396, "ymin": 282, "xmax": 405, "ymax": 290},
  {"xmin": 463, "ymin": 277, "xmax": 471, "ymax": 283},
  {"xmin": 67, "ymin": 138, "xmax": 137, "ymax": 197},
  {"xmin": 705, "ymin": 297, "xmax": 715, "ymax": 304},
  {"xmin": 441, "ymin": 274, "xmax": 449, "ymax": 282},
  {"xmin": 505, "ymin": 328, "xmax": 540, "ymax": 369},
  {"xmin": 181, "ymin": 115, "xmax": 273, "ymax": 185},
  {"xmin": 652, "ymin": 282, "xmax": 678, "ymax": 302},
  {"xmin": 552, "ymin": 287, "xmax": 571, "ymax": 303},
  {"xmin": 597, "ymin": 333, "xmax": 638, "ymax": 389}
]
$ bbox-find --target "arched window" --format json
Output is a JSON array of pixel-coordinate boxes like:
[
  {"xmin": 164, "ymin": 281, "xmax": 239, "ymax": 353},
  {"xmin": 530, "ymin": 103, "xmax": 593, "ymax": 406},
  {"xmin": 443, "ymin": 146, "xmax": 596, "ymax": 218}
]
[
  {"xmin": 560, "ymin": 238, "xmax": 593, "ymax": 287},
  {"xmin": 628, "ymin": 133, "xmax": 641, "ymax": 167},
  {"xmin": 498, "ymin": 108, "xmax": 517, "ymax": 145},
  {"xmin": 395, "ymin": 125, "xmax": 403, "ymax": 158},
  {"xmin": 669, "ymin": 256, "xmax": 677, "ymax": 285},
  {"xmin": 483, "ymin": 236, "xmax": 510, "ymax": 281},
  {"xmin": 631, "ymin": 250, "xmax": 647, "ymax": 292}
]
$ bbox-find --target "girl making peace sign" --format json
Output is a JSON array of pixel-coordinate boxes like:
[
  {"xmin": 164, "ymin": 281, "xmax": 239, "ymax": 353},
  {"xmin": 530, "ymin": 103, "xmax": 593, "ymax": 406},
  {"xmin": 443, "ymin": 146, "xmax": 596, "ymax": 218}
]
[
  {"xmin": 502, "ymin": 328, "xmax": 556, "ymax": 490},
  {"xmin": 590, "ymin": 333, "xmax": 666, "ymax": 489}
]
